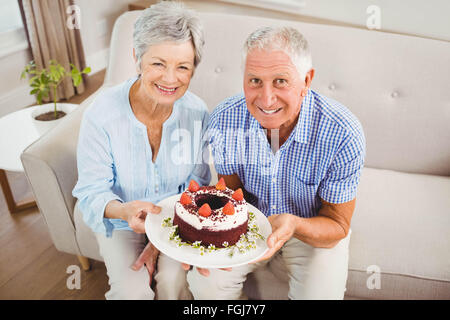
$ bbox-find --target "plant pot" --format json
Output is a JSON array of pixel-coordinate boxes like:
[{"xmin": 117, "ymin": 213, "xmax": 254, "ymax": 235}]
[{"xmin": 31, "ymin": 103, "xmax": 78, "ymax": 135}]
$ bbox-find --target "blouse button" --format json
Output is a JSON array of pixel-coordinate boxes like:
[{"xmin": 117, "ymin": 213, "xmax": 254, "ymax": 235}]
[{"xmin": 215, "ymin": 66, "xmax": 223, "ymax": 73}]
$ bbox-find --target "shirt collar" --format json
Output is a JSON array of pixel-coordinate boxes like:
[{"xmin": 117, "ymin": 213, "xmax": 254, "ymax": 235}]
[
  {"xmin": 249, "ymin": 105, "xmax": 262, "ymax": 130},
  {"xmin": 294, "ymin": 88, "xmax": 314, "ymax": 144}
]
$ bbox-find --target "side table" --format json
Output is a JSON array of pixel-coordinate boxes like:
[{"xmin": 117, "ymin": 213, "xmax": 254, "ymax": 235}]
[{"xmin": 0, "ymin": 105, "xmax": 76, "ymax": 213}]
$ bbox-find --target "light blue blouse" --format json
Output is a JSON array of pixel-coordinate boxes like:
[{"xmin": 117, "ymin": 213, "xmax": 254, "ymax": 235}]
[{"xmin": 72, "ymin": 77, "xmax": 211, "ymax": 237}]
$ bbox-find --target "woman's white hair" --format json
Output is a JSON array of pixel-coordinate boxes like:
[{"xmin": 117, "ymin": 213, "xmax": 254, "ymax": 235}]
[
  {"xmin": 243, "ymin": 26, "xmax": 312, "ymax": 80},
  {"xmin": 133, "ymin": 1, "xmax": 204, "ymax": 72}
]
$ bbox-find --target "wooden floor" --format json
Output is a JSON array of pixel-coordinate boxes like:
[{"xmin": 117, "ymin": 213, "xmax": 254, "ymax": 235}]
[{"xmin": 0, "ymin": 70, "xmax": 110, "ymax": 300}]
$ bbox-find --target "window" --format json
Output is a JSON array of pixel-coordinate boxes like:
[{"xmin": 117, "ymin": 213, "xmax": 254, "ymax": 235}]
[{"xmin": 0, "ymin": 0, "xmax": 28, "ymax": 58}]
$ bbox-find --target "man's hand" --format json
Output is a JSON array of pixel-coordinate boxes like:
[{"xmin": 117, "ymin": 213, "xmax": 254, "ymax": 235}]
[
  {"xmin": 251, "ymin": 213, "xmax": 296, "ymax": 263},
  {"xmin": 180, "ymin": 263, "xmax": 232, "ymax": 277},
  {"xmin": 123, "ymin": 201, "xmax": 161, "ymax": 233},
  {"xmin": 132, "ymin": 242, "xmax": 160, "ymax": 286}
]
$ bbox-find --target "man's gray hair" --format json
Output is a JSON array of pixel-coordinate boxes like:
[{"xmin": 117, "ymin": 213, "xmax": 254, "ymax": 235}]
[
  {"xmin": 243, "ymin": 26, "xmax": 312, "ymax": 80},
  {"xmin": 133, "ymin": 1, "xmax": 204, "ymax": 72}
]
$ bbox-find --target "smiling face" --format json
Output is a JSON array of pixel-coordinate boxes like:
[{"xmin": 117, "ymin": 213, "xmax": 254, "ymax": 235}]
[
  {"xmin": 135, "ymin": 41, "xmax": 195, "ymax": 106},
  {"xmin": 243, "ymin": 48, "xmax": 313, "ymax": 137}
]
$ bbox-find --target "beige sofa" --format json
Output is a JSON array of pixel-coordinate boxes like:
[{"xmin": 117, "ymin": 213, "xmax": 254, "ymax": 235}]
[{"xmin": 21, "ymin": 11, "xmax": 450, "ymax": 300}]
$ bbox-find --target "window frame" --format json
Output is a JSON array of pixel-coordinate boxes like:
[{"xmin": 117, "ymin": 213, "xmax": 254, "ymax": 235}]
[{"xmin": 0, "ymin": 0, "xmax": 29, "ymax": 58}]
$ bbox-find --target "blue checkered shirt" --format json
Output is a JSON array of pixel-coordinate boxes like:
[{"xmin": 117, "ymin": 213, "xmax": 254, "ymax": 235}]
[{"xmin": 207, "ymin": 89, "xmax": 366, "ymax": 218}]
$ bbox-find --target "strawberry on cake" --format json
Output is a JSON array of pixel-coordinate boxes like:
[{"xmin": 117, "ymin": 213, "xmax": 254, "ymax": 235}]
[{"xmin": 173, "ymin": 178, "xmax": 248, "ymax": 248}]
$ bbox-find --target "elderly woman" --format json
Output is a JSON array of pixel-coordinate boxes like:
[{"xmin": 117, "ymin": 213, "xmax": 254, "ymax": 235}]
[{"xmin": 72, "ymin": 2, "xmax": 210, "ymax": 300}]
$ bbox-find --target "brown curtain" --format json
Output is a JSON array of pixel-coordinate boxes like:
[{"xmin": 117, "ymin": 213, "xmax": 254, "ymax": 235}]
[{"xmin": 19, "ymin": 0, "xmax": 86, "ymax": 101}]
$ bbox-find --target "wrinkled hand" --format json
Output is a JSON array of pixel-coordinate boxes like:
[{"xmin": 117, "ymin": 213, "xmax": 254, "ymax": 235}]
[
  {"xmin": 251, "ymin": 213, "xmax": 296, "ymax": 263},
  {"xmin": 180, "ymin": 263, "xmax": 232, "ymax": 277},
  {"xmin": 123, "ymin": 200, "xmax": 161, "ymax": 233},
  {"xmin": 132, "ymin": 242, "xmax": 160, "ymax": 286}
]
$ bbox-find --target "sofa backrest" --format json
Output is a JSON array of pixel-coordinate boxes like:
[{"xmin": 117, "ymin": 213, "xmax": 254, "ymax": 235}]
[{"xmin": 105, "ymin": 11, "xmax": 450, "ymax": 176}]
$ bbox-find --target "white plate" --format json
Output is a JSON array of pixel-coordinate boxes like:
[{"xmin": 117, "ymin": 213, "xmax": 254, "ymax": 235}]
[{"xmin": 145, "ymin": 194, "xmax": 271, "ymax": 268}]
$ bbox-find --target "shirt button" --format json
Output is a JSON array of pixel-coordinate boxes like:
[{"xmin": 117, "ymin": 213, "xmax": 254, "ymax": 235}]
[
  {"xmin": 272, "ymin": 205, "xmax": 276, "ymax": 210},
  {"xmin": 272, "ymin": 178, "xmax": 276, "ymax": 183}
]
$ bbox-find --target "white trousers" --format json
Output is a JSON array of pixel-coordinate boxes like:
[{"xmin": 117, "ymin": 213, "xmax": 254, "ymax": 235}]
[
  {"xmin": 95, "ymin": 230, "xmax": 192, "ymax": 300},
  {"xmin": 187, "ymin": 231, "xmax": 351, "ymax": 300}
]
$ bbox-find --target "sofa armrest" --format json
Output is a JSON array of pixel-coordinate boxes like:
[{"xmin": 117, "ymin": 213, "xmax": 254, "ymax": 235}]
[{"xmin": 20, "ymin": 88, "xmax": 102, "ymax": 255}]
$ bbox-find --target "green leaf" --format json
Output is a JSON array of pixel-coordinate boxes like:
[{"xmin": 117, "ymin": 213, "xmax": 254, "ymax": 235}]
[
  {"xmin": 73, "ymin": 74, "xmax": 82, "ymax": 87},
  {"xmin": 49, "ymin": 70, "xmax": 57, "ymax": 82},
  {"xmin": 30, "ymin": 77, "xmax": 40, "ymax": 87},
  {"xmin": 21, "ymin": 61, "xmax": 37, "ymax": 79},
  {"xmin": 30, "ymin": 88, "xmax": 39, "ymax": 95},
  {"xmin": 36, "ymin": 92, "xmax": 43, "ymax": 105},
  {"xmin": 40, "ymin": 72, "xmax": 46, "ymax": 84},
  {"xmin": 82, "ymin": 67, "xmax": 91, "ymax": 74}
]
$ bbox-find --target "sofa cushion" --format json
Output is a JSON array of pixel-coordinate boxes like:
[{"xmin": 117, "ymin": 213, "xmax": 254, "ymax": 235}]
[
  {"xmin": 347, "ymin": 167, "xmax": 450, "ymax": 299},
  {"xmin": 243, "ymin": 167, "xmax": 450, "ymax": 300}
]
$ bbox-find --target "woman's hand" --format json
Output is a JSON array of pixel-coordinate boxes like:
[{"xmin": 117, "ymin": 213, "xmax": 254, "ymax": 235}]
[
  {"xmin": 251, "ymin": 213, "xmax": 297, "ymax": 263},
  {"xmin": 132, "ymin": 242, "xmax": 160, "ymax": 286},
  {"xmin": 118, "ymin": 200, "xmax": 161, "ymax": 233}
]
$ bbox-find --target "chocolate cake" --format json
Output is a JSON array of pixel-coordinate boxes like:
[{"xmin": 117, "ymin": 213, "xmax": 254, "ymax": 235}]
[{"xmin": 173, "ymin": 178, "xmax": 248, "ymax": 248}]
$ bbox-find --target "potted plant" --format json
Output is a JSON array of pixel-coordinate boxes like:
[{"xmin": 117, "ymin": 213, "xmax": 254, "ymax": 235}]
[{"xmin": 21, "ymin": 59, "xmax": 91, "ymax": 134}]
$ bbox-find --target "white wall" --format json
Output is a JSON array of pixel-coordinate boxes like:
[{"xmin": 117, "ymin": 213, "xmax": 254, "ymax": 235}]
[
  {"xmin": 291, "ymin": 0, "xmax": 450, "ymax": 41},
  {"xmin": 203, "ymin": 0, "xmax": 450, "ymax": 42},
  {"xmin": 0, "ymin": 47, "xmax": 34, "ymax": 117},
  {"xmin": 76, "ymin": 0, "xmax": 137, "ymax": 73}
]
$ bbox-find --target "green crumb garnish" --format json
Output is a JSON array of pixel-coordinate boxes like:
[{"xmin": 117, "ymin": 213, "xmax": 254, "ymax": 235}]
[{"xmin": 161, "ymin": 212, "xmax": 265, "ymax": 258}]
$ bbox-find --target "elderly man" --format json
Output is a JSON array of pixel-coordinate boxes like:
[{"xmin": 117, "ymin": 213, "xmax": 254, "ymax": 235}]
[{"xmin": 186, "ymin": 26, "xmax": 366, "ymax": 300}]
